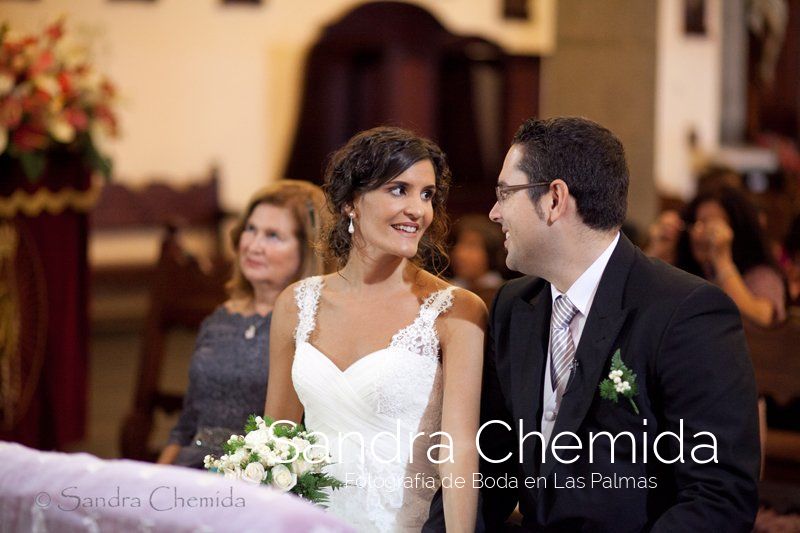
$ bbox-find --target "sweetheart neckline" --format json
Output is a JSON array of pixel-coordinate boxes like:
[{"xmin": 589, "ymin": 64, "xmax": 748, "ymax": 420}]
[
  {"xmin": 296, "ymin": 277, "xmax": 454, "ymax": 374},
  {"xmin": 299, "ymin": 341, "xmax": 392, "ymax": 374},
  {"xmin": 302, "ymin": 312, "xmax": 418, "ymax": 374}
]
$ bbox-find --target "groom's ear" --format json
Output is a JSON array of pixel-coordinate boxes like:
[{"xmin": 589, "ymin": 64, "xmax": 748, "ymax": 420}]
[{"xmin": 546, "ymin": 179, "xmax": 571, "ymax": 225}]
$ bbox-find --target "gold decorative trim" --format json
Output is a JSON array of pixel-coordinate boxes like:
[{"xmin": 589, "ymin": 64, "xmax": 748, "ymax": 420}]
[{"xmin": 0, "ymin": 179, "xmax": 103, "ymax": 218}]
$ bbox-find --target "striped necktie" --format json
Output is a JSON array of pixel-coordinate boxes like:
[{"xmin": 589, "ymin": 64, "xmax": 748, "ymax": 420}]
[{"xmin": 550, "ymin": 294, "xmax": 579, "ymax": 396}]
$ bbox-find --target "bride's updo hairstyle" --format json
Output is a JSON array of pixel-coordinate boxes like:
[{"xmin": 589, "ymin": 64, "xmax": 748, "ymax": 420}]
[{"xmin": 322, "ymin": 126, "xmax": 452, "ymax": 274}]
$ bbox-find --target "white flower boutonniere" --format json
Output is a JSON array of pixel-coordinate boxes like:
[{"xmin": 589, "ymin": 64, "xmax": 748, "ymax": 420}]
[{"xmin": 599, "ymin": 349, "xmax": 639, "ymax": 414}]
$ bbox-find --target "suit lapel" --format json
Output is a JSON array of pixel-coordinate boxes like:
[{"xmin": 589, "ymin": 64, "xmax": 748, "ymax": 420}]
[
  {"xmin": 510, "ymin": 286, "xmax": 551, "ymax": 472},
  {"xmin": 540, "ymin": 235, "xmax": 637, "ymax": 479}
]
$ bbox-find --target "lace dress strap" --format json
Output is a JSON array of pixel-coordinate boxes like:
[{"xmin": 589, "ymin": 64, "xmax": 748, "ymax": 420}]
[
  {"xmin": 420, "ymin": 285, "xmax": 457, "ymax": 322},
  {"xmin": 390, "ymin": 286, "xmax": 457, "ymax": 359},
  {"xmin": 293, "ymin": 276, "xmax": 323, "ymax": 344}
]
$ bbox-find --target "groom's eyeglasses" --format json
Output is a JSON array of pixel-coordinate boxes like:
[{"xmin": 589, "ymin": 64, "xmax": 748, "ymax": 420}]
[{"xmin": 495, "ymin": 182, "xmax": 550, "ymax": 204}]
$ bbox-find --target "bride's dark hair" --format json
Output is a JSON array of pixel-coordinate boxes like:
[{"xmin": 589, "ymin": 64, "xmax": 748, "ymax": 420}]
[{"xmin": 321, "ymin": 126, "xmax": 451, "ymax": 274}]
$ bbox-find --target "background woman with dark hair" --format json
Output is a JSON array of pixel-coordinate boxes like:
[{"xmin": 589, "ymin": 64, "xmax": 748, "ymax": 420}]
[
  {"xmin": 675, "ymin": 186, "xmax": 786, "ymax": 328},
  {"xmin": 266, "ymin": 126, "xmax": 486, "ymax": 532},
  {"xmin": 157, "ymin": 180, "xmax": 328, "ymax": 467}
]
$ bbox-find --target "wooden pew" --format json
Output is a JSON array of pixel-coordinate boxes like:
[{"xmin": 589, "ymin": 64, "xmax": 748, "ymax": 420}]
[
  {"xmin": 118, "ymin": 229, "xmax": 229, "ymax": 461},
  {"xmin": 89, "ymin": 170, "xmax": 232, "ymax": 332},
  {"xmin": 90, "ymin": 168, "xmax": 227, "ymax": 287},
  {"xmin": 744, "ymin": 316, "xmax": 800, "ymax": 470},
  {"xmin": 88, "ymin": 170, "xmax": 233, "ymax": 459}
]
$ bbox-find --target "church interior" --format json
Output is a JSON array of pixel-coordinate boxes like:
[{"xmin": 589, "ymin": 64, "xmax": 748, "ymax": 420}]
[{"xmin": 2, "ymin": 0, "xmax": 800, "ymax": 529}]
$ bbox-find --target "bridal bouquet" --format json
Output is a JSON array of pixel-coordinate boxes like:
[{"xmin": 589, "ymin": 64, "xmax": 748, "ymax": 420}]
[{"xmin": 203, "ymin": 415, "xmax": 343, "ymax": 505}]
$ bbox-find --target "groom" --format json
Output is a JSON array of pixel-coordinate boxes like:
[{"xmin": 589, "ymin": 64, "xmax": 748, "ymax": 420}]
[{"xmin": 474, "ymin": 116, "xmax": 760, "ymax": 531}]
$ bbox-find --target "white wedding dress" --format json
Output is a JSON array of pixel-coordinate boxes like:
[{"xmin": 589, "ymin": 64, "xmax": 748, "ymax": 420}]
[{"xmin": 292, "ymin": 276, "xmax": 455, "ymax": 532}]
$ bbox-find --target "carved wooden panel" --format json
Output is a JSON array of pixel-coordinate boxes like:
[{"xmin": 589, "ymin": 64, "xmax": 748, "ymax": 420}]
[{"xmin": 285, "ymin": 1, "xmax": 540, "ymax": 218}]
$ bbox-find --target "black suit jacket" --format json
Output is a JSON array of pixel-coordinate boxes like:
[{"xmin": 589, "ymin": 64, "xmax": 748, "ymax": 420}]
[{"xmin": 476, "ymin": 235, "xmax": 760, "ymax": 532}]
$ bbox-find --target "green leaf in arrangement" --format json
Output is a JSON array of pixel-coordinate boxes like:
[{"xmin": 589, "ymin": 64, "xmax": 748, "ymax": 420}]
[
  {"xmin": 19, "ymin": 151, "xmax": 46, "ymax": 181},
  {"xmin": 85, "ymin": 137, "xmax": 112, "ymax": 181},
  {"xmin": 244, "ymin": 414, "xmax": 259, "ymax": 433}
]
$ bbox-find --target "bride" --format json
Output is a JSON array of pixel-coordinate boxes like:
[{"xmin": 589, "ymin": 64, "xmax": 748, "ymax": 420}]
[{"xmin": 265, "ymin": 126, "xmax": 486, "ymax": 532}]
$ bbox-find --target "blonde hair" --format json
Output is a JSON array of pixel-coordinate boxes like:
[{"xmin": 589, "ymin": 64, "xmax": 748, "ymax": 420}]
[{"xmin": 227, "ymin": 180, "xmax": 328, "ymax": 300}]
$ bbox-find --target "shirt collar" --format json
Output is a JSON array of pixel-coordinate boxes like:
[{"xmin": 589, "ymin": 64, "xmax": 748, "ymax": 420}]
[{"xmin": 550, "ymin": 232, "xmax": 620, "ymax": 317}]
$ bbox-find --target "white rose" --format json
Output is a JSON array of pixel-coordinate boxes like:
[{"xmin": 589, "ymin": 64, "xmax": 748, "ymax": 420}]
[
  {"xmin": 227, "ymin": 434, "xmax": 244, "ymax": 445},
  {"xmin": 259, "ymin": 450, "xmax": 279, "ymax": 468},
  {"xmin": 244, "ymin": 428, "xmax": 270, "ymax": 447},
  {"xmin": 242, "ymin": 462, "xmax": 266, "ymax": 484},
  {"xmin": 291, "ymin": 437, "xmax": 309, "ymax": 454},
  {"xmin": 48, "ymin": 117, "xmax": 75, "ymax": 144},
  {"xmin": 258, "ymin": 452, "xmax": 279, "ymax": 468},
  {"xmin": 303, "ymin": 444, "xmax": 329, "ymax": 464},
  {"xmin": 229, "ymin": 448, "xmax": 247, "ymax": 465},
  {"xmin": 292, "ymin": 458, "xmax": 312, "ymax": 476},
  {"xmin": 89, "ymin": 120, "xmax": 109, "ymax": 148},
  {"xmin": 222, "ymin": 467, "xmax": 242, "ymax": 480},
  {"xmin": 270, "ymin": 464, "xmax": 297, "ymax": 492},
  {"xmin": 33, "ymin": 74, "xmax": 60, "ymax": 97},
  {"xmin": 268, "ymin": 440, "xmax": 291, "ymax": 462},
  {"xmin": 304, "ymin": 447, "xmax": 329, "ymax": 473}
]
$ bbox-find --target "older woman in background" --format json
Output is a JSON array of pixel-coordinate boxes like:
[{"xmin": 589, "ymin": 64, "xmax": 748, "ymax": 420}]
[{"xmin": 157, "ymin": 180, "xmax": 327, "ymax": 467}]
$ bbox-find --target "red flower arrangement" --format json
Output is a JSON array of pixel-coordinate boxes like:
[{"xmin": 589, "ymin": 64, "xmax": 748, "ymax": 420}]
[{"xmin": 0, "ymin": 18, "xmax": 118, "ymax": 181}]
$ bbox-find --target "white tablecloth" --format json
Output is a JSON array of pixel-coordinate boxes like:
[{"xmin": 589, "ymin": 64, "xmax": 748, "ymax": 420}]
[{"xmin": 0, "ymin": 441, "xmax": 353, "ymax": 533}]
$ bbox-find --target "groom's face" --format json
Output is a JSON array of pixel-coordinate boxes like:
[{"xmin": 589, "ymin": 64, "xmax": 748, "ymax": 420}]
[{"xmin": 489, "ymin": 144, "xmax": 549, "ymax": 275}]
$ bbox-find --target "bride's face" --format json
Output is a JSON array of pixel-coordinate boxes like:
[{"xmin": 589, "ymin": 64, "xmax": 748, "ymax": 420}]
[{"xmin": 351, "ymin": 159, "xmax": 437, "ymax": 260}]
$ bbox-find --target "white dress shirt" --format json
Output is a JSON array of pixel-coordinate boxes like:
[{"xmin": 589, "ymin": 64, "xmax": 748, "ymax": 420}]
[{"xmin": 540, "ymin": 232, "xmax": 620, "ymax": 445}]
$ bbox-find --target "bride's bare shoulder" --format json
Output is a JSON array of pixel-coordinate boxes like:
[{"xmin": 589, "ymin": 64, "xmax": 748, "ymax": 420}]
[
  {"xmin": 271, "ymin": 279, "xmax": 307, "ymax": 328},
  {"xmin": 416, "ymin": 271, "xmax": 487, "ymax": 322},
  {"xmin": 447, "ymin": 286, "xmax": 488, "ymax": 323},
  {"xmin": 436, "ymin": 283, "xmax": 487, "ymax": 354}
]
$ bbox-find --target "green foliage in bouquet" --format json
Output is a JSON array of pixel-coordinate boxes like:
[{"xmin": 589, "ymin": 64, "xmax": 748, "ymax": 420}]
[
  {"xmin": 294, "ymin": 471, "xmax": 344, "ymax": 506},
  {"xmin": 205, "ymin": 414, "xmax": 343, "ymax": 506}
]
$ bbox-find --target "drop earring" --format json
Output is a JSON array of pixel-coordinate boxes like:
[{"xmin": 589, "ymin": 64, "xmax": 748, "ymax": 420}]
[{"xmin": 348, "ymin": 212, "xmax": 355, "ymax": 234}]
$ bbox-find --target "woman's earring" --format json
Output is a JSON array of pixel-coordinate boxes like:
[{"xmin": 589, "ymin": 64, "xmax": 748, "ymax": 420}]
[{"xmin": 348, "ymin": 212, "xmax": 355, "ymax": 235}]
